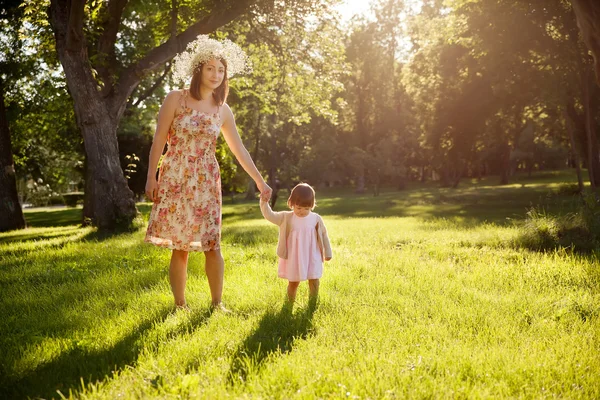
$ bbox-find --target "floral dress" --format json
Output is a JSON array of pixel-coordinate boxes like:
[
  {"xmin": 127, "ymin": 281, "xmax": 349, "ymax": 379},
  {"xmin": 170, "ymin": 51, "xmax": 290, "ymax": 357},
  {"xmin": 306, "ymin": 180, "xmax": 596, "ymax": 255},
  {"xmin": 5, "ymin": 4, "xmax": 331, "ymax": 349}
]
[{"xmin": 145, "ymin": 90, "xmax": 222, "ymax": 251}]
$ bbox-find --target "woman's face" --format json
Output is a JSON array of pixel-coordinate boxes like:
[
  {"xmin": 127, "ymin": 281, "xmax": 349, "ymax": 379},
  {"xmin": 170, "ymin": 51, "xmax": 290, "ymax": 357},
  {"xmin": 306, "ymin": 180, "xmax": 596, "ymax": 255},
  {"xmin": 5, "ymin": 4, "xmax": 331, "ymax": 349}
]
[{"xmin": 201, "ymin": 58, "xmax": 225, "ymax": 90}]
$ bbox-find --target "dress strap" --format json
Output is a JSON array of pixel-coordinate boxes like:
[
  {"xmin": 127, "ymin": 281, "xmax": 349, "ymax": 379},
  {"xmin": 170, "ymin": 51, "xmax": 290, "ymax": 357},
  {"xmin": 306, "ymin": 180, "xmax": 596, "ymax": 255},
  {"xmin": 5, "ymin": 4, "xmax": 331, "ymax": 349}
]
[{"xmin": 179, "ymin": 89, "xmax": 188, "ymax": 111}]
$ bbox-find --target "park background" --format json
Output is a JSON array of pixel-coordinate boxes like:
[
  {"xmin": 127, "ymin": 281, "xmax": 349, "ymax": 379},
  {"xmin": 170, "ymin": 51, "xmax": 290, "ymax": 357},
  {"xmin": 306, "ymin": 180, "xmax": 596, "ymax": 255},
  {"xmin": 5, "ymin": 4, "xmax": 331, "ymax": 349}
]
[{"xmin": 1, "ymin": 0, "xmax": 600, "ymax": 399}]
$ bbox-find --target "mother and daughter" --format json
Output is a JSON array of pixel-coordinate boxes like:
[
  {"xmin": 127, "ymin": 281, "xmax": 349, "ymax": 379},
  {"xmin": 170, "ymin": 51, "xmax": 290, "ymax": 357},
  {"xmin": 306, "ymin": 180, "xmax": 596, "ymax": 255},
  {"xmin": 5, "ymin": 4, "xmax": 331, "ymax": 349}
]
[{"xmin": 144, "ymin": 36, "xmax": 332, "ymax": 311}]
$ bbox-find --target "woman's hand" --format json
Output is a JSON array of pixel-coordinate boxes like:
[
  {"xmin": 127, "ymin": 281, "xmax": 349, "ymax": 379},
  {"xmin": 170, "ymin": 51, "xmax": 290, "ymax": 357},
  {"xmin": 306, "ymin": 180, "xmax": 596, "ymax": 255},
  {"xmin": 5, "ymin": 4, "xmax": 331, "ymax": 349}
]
[
  {"xmin": 145, "ymin": 177, "xmax": 159, "ymax": 202},
  {"xmin": 258, "ymin": 181, "xmax": 272, "ymax": 202}
]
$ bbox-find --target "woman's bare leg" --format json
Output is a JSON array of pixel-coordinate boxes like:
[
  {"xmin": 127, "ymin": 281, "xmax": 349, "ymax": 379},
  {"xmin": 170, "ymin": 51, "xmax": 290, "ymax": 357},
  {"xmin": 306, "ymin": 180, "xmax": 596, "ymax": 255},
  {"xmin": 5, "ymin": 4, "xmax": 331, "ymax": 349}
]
[
  {"xmin": 204, "ymin": 249, "xmax": 225, "ymax": 306},
  {"xmin": 170, "ymin": 250, "xmax": 189, "ymax": 307}
]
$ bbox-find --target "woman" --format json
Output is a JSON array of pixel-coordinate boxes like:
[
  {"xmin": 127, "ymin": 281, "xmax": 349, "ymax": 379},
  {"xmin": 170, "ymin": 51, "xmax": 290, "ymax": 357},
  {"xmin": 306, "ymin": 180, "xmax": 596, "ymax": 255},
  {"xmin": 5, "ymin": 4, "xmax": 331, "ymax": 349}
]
[{"xmin": 145, "ymin": 35, "xmax": 271, "ymax": 310}]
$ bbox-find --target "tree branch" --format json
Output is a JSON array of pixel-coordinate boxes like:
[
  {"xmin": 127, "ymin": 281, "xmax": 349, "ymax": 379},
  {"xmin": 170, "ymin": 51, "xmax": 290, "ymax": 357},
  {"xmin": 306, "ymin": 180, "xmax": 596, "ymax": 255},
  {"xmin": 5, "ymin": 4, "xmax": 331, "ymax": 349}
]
[
  {"xmin": 127, "ymin": 62, "xmax": 172, "ymax": 110},
  {"xmin": 110, "ymin": 0, "xmax": 258, "ymax": 118},
  {"xmin": 247, "ymin": 17, "xmax": 285, "ymax": 58},
  {"xmin": 170, "ymin": 0, "xmax": 178, "ymax": 39},
  {"xmin": 66, "ymin": 0, "xmax": 86, "ymax": 51},
  {"xmin": 49, "ymin": 0, "xmax": 68, "ymax": 50},
  {"xmin": 96, "ymin": 0, "xmax": 129, "ymax": 95}
]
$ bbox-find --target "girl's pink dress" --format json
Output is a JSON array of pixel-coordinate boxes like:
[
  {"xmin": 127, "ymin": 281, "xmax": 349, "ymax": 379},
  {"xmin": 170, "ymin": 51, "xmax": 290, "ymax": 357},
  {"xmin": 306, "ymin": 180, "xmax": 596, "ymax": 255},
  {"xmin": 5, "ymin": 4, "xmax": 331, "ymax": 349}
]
[{"xmin": 278, "ymin": 212, "xmax": 323, "ymax": 282}]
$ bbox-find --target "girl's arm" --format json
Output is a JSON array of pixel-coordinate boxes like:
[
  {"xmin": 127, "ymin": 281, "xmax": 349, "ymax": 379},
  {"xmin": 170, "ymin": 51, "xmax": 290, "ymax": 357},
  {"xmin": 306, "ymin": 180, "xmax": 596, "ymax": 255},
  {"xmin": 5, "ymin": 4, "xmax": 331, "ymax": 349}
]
[
  {"xmin": 260, "ymin": 198, "xmax": 285, "ymax": 226},
  {"xmin": 318, "ymin": 216, "xmax": 333, "ymax": 261},
  {"xmin": 145, "ymin": 90, "xmax": 179, "ymax": 202},
  {"xmin": 221, "ymin": 104, "xmax": 271, "ymax": 200}
]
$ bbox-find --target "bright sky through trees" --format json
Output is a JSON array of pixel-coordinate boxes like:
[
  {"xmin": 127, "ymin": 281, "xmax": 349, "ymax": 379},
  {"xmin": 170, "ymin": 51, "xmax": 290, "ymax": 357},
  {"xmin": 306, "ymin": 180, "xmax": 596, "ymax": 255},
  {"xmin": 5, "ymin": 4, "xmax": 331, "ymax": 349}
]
[
  {"xmin": 335, "ymin": 0, "xmax": 373, "ymax": 22},
  {"xmin": 336, "ymin": 0, "xmax": 423, "ymax": 23}
]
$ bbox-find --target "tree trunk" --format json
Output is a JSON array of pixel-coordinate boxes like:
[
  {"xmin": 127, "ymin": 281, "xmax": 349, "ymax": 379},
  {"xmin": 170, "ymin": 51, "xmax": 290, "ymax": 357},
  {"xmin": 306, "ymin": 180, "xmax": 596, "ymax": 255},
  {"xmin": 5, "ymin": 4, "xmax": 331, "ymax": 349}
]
[
  {"xmin": 57, "ymin": 49, "xmax": 137, "ymax": 229},
  {"xmin": 355, "ymin": 171, "xmax": 366, "ymax": 193},
  {"xmin": 451, "ymin": 163, "xmax": 462, "ymax": 189},
  {"xmin": 564, "ymin": 108, "xmax": 585, "ymax": 193},
  {"xmin": 582, "ymin": 68, "xmax": 598, "ymax": 190},
  {"xmin": 49, "ymin": 0, "xmax": 136, "ymax": 230},
  {"xmin": 499, "ymin": 140, "xmax": 511, "ymax": 185},
  {"xmin": 0, "ymin": 78, "xmax": 26, "ymax": 232},
  {"xmin": 244, "ymin": 178, "xmax": 256, "ymax": 200},
  {"xmin": 571, "ymin": 0, "xmax": 600, "ymax": 86}
]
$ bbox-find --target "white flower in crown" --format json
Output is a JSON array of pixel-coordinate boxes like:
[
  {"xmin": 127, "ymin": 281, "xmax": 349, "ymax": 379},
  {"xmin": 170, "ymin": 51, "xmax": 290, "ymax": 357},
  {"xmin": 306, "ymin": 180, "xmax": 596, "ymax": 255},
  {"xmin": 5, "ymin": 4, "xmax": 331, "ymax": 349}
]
[{"xmin": 172, "ymin": 35, "xmax": 252, "ymax": 83}]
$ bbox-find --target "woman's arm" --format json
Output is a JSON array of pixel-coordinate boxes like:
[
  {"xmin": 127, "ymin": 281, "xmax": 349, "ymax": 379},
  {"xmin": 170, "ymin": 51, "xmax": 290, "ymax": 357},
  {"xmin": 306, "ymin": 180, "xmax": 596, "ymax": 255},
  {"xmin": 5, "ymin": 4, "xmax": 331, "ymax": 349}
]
[
  {"xmin": 145, "ymin": 90, "xmax": 179, "ymax": 202},
  {"xmin": 221, "ymin": 104, "xmax": 271, "ymax": 199}
]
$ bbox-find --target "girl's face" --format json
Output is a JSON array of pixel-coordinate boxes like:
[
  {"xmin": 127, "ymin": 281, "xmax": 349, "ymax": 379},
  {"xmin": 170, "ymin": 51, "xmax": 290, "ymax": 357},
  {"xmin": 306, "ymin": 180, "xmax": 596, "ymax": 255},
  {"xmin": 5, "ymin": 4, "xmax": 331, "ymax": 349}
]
[
  {"xmin": 201, "ymin": 58, "xmax": 225, "ymax": 90},
  {"xmin": 292, "ymin": 205, "xmax": 311, "ymax": 218}
]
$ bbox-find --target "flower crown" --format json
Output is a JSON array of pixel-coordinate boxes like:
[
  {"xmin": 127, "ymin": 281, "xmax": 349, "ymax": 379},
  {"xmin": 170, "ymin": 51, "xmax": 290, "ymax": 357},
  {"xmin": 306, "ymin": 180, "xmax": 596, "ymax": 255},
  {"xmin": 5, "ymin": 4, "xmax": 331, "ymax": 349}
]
[{"xmin": 172, "ymin": 35, "xmax": 251, "ymax": 83}]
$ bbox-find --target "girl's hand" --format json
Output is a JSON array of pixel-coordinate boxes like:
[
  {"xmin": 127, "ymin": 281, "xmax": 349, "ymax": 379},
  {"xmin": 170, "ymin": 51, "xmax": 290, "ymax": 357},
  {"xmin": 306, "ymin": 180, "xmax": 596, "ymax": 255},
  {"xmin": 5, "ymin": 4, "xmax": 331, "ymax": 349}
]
[{"xmin": 145, "ymin": 177, "xmax": 159, "ymax": 202}]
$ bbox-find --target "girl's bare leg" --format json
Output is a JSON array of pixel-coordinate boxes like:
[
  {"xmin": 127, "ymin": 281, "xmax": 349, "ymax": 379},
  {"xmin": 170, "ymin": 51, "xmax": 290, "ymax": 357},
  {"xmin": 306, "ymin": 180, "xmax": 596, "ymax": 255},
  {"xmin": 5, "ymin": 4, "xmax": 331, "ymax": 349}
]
[
  {"xmin": 170, "ymin": 250, "xmax": 189, "ymax": 307},
  {"xmin": 308, "ymin": 279, "xmax": 320, "ymax": 298},
  {"xmin": 204, "ymin": 249, "xmax": 225, "ymax": 306},
  {"xmin": 287, "ymin": 281, "xmax": 300, "ymax": 302}
]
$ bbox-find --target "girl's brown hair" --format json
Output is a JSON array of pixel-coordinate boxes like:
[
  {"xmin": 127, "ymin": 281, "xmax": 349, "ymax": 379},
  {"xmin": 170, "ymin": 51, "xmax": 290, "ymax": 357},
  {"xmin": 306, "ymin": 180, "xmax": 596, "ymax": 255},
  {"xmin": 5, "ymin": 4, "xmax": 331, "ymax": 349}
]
[
  {"xmin": 189, "ymin": 58, "xmax": 229, "ymax": 105},
  {"xmin": 287, "ymin": 183, "xmax": 316, "ymax": 209}
]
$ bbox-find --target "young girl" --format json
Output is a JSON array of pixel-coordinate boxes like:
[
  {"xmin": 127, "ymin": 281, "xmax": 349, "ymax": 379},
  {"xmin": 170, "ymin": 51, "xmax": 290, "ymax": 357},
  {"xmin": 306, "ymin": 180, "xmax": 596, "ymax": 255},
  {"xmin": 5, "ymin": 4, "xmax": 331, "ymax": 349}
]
[{"xmin": 260, "ymin": 183, "xmax": 332, "ymax": 302}]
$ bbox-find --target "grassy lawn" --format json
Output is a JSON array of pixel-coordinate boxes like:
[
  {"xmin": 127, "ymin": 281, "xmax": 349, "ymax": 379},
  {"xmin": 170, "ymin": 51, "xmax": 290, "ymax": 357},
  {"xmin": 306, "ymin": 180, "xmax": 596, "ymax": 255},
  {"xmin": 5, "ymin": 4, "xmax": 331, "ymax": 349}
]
[{"xmin": 0, "ymin": 170, "xmax": 598, "ymax": 399}]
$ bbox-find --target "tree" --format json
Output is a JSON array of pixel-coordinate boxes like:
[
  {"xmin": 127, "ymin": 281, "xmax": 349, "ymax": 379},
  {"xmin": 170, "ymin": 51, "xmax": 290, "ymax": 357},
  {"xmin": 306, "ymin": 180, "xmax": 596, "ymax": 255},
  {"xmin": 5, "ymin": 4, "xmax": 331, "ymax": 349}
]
[
  {"xmin": 0, "ymin": 78, "xmax": 25, "ymax": 232},
  {"xmin": 0, "ymin": 0, "xmax": 27, "ymax": 232}
]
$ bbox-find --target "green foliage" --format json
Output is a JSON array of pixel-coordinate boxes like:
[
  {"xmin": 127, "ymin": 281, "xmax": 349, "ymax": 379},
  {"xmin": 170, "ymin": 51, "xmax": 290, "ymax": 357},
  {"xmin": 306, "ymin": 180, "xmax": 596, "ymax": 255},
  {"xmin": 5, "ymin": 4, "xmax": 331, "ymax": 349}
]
[
  {"xmin": 222, "ymin": 9, "xmax": 346, "ymax": 189},
  {"xmin": 3, "ymin": 1, "xmax": 84, "ymax": 195}
]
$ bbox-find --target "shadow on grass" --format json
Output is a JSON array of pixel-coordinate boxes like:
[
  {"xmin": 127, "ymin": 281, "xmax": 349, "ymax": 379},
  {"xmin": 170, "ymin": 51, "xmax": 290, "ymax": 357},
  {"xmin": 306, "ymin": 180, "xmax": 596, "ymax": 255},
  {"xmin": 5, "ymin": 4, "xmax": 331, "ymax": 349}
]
[
  {"xmin": 0, "ymin": 307, "xmax": 175, "ymax": 400},
  {"xmin": 0, "ymin": 310, "xmax": 168, "ymax": 399},
  {"xmin": 24, "ymin": 207, "xmax": 83, "ymax": 227},
  {"xmin": 227, "ymin": 299, "xmax": 317, "ymax": 386},
  {"xmin": 0, "ymin": 238, "xmax": 168, "ymax": 392},
  {"xmin": 0, "ymin": 228, "xmax": 136, "ymax": 259},
  {"xmin": 0, "ymin": 226, "xmax": 83, "ymax": 244}
]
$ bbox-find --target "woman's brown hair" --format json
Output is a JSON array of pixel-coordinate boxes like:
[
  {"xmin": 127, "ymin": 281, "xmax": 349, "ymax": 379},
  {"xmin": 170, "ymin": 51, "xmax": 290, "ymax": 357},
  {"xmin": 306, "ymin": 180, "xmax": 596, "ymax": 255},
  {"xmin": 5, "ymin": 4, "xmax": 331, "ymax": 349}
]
[
  {"xmin": 189, "ymin": 58, "xmax": 229, "ymax": 105},
  {"xmin": 287, "ymin": 183, "xmax": 316, "ymax": 209}
]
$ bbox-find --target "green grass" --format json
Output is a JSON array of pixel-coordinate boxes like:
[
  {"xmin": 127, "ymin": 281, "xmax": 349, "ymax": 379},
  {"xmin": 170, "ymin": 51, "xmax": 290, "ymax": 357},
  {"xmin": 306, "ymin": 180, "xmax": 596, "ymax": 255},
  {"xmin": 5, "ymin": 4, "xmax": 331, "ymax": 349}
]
[{"xmin": 1, "ymin": 170, "xmax": 599, "ymax": 399}]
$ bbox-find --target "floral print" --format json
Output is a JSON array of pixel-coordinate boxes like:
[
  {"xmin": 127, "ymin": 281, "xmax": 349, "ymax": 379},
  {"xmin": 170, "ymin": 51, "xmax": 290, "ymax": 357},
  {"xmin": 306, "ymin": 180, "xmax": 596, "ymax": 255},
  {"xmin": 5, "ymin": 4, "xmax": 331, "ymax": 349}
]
[{"xmin": 145, "ymin": 92, "xmax": 222, "ymax": 252}]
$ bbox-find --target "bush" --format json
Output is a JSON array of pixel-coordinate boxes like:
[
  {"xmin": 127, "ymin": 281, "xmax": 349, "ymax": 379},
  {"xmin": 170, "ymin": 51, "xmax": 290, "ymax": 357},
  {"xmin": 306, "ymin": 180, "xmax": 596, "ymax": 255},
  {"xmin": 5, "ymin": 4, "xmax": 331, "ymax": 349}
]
[
  {"xmin": 62, "ymin": 192, "xmax": 85, "ymax": 207},
  {"xmin": 518, "ymin": 192, "xmax": 600, "ymax": 253}
]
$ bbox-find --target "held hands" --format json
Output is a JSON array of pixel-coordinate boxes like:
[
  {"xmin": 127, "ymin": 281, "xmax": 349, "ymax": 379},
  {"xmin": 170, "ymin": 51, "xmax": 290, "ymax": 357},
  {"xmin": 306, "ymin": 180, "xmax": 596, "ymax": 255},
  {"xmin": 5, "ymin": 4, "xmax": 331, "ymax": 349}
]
[
  {"xmin": 258, "ymin": 181, "xmax": 272, "ymax": 202},
  {"xmin": 325, "ymin": 257, "xmax": 332, "ymax": 261}
]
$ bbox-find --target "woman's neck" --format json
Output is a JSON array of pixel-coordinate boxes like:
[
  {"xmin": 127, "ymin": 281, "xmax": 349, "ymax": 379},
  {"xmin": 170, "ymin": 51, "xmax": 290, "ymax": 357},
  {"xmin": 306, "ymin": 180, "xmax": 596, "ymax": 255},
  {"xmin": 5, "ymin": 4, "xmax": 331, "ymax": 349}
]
[{"xmin": 199, "ymin": 87, "xmax": 214, "ymax": 103}]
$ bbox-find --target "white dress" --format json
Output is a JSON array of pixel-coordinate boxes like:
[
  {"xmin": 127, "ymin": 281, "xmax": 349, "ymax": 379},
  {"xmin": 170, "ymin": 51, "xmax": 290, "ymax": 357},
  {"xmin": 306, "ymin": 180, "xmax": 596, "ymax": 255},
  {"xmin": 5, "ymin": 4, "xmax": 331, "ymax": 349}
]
[{"xmin": 278, "ymin": 212, "xmax": 323, "ymax": 282}]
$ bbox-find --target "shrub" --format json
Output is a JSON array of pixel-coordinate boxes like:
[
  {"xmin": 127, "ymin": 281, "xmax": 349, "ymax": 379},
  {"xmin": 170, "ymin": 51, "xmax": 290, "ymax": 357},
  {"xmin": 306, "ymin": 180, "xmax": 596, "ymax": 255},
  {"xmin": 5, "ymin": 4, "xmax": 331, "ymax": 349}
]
[
  {"xmin": 62, "ymin": 192, "xmax": 85, "ymax": 207},
  {"xmin": 518, "ymin": 192, "xmax": 600, "ymax": 253}
]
